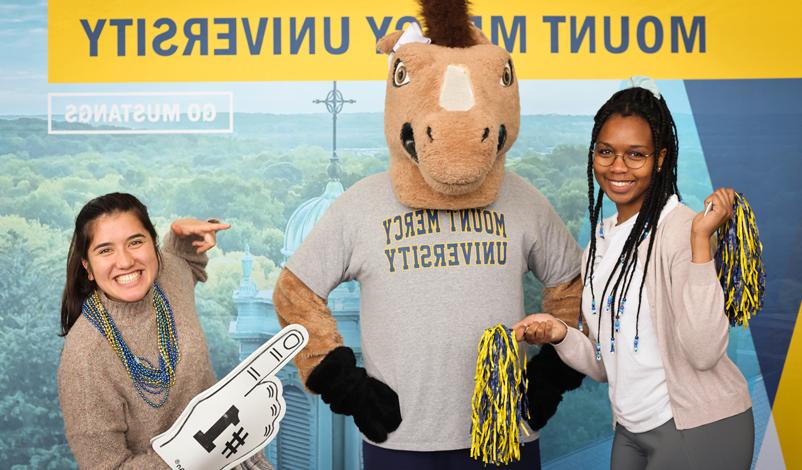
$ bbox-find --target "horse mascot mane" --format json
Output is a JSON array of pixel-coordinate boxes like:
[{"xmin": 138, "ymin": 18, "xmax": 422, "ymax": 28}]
[{"xmin": 273, "ymin": 0, "xmax": 584, "ymax": 466}]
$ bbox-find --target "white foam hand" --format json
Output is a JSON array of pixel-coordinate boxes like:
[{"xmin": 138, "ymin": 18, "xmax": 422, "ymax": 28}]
[{"xmin": 151, "ymin": 324, "xmax": 309, "ymax": 470}]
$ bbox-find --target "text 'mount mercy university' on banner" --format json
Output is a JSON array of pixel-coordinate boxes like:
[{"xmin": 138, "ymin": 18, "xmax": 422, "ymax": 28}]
[{"xmin": 48, "ymin": 0, "xmax": 802, "ymax": 82}]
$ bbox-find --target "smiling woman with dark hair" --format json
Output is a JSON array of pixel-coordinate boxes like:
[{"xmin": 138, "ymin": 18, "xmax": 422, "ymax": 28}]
[
  {"xmin": 515, "ymin": 82, "xmax": 754, "ymax": 470},
  {"xmin": 57, "ymin": 192, "xmax": 271, "ymax": 469}
]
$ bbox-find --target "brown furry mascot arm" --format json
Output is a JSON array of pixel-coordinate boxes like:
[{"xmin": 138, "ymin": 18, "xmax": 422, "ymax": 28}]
[
  {"xmin": 273, "ymin": 268, "xmax": 402, "ymax": 442},
  {"xmin": 542, "ymin": 275, "xmax": 584, "ymax": 331},
  {"xmin": 525, "ymin": 275, "xmax": 586, "ymax": 430},
  {"xmin": 272, "ymin": 268, "xmax": 344, "ymax": 383}
]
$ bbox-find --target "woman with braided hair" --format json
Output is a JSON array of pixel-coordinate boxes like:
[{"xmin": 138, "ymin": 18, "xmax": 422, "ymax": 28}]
[{"xmin": 513, "ymin": 82, "xmax": 754, "ymax": 470}]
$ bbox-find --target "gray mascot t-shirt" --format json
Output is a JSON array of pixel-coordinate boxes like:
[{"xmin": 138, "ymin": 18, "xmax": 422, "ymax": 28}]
[{"xmin": 286, "ymin": 171, "xmax": 581, "ymax": 451}]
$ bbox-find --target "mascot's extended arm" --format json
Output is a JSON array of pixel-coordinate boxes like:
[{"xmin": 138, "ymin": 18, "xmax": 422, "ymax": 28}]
[
  {"xmin": 272, "ymin": 268, "xmax": 402, "ymax": 442},
  {"xmin": 525, "ymin": 275, "xmax": 585, "ymax": 430}
]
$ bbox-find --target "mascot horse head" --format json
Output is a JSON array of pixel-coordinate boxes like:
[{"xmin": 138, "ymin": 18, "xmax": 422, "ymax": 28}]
[{"xmin": 377, "ymin": 0, "xmax": 520, "ymax": 210}]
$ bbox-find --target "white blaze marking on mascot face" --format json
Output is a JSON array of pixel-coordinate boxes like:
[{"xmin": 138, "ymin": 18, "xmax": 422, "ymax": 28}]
[{"xmin": 439, "ymin": 65, "xmax": 475, "ymax": 111}]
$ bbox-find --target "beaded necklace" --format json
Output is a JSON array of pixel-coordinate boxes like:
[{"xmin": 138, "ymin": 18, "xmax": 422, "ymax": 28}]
[{"xmin": 81, "ymin": 282, "xmax": 180, "ymax": 408}]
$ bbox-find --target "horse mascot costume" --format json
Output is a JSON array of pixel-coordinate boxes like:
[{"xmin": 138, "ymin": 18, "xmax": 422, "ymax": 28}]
[{"xmin": 273, "ymin": 0, "xmax": 584, "ymax": 468}]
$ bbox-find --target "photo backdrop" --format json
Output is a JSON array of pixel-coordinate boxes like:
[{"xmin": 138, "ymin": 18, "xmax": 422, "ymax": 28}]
[{"xmin": 1, "ymin": 1, "xmax": 800, "ymax": 468}]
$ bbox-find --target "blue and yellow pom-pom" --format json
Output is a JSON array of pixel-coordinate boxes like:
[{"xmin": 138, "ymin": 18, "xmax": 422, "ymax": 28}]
[
  {"xmin": 715, "ymin": 193, "xmax": 766, "ymax": 327},
  {"xmin": 470, "ymin": 324, "xmax": 530, "ymax": 466}
]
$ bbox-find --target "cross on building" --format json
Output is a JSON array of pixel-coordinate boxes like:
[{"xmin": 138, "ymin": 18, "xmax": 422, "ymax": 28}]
[
  {"xmin": 234, "ymin": 80, "xmax": 364, "ymax": 469},
  {"xmin": 313, "ymin": 81, "xmax": 355, "ymax": 181}
]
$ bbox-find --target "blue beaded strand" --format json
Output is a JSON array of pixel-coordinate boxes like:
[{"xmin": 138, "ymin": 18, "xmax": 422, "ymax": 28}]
[
  {"xmin": 614, "ymin": 298, "xmax": 626, "ymax": 333},
  {"xmin": 598, "ymin": 205, "xmax": 605, "ymax": 239},
  {"xmin": 81, "ymin": 282, "xmax": 180, "ymax": 408}
]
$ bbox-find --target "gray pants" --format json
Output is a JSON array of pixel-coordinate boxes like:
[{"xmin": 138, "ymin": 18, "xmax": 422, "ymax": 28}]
[{"xmin": 611, "ymin": 409, "xmax": 754, "ymax": 470}]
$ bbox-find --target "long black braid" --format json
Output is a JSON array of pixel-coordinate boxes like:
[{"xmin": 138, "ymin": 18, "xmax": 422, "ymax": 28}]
[{"xmin": 582, "ymin": 87, "xmax": 681, "ymax": 357}]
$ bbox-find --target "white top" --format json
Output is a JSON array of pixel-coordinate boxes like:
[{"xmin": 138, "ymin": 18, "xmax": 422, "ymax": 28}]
[{"xmin": 581, "ymin": 196, "xmax": 679, "ymax": 432}]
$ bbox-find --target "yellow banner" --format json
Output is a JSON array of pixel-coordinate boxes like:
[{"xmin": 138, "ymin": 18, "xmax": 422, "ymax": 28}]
[
  {"xmin": 48, "ymin": 0, "xmax": 802, "ymax": 82},
  {"xmin": 774, "ymin": 302, "xmax": 802, "ymax": 470}
]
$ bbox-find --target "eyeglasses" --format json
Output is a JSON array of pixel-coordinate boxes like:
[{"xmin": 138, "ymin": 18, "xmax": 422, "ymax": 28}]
[{"xmin": 593, "ymin": 145, "xmax": 654, "ymax": 169}]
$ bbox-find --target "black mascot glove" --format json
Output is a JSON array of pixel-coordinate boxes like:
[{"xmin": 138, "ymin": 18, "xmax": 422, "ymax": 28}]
[
  {"xmin": 306, "ymin": 346, "xmax": 402, "ymax": 443},
  {"xmin": 524, "ymin": 344, "xmax": 584, "ymax": 431}
]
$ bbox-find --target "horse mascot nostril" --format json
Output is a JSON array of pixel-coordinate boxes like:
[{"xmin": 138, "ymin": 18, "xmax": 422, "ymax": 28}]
[{"xmin": 273, "ymin": 0, "xmax": 585, "ymax": 468}]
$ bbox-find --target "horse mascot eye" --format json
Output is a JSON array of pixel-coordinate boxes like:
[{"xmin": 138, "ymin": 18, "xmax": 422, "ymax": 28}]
[
  {"xmin": 393, "ymin": 60, "xmax": 410, "ymax": 87},
  {"xmin": 501, "ymin": 61, "xmax": 514, "ymax": 87}
]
